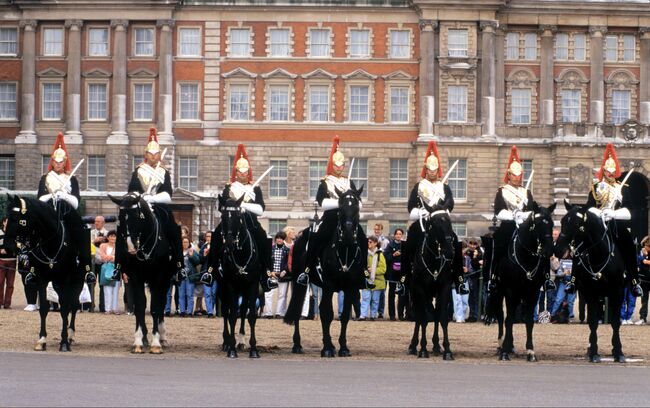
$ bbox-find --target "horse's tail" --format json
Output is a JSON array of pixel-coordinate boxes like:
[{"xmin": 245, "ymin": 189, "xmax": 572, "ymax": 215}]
[
  {"xmin": 284, "ymin": 230, "xmax": 310, "ymax": 325},
  {"xmin": 284, "ymin": 281, "xmax": 308, "ymax": 325},
  {"xmin": 484, "ymin": 288, "xmax": 503, "ymax": 325}
]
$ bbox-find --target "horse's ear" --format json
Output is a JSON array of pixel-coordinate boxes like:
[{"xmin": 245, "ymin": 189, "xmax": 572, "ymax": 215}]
[
  {"xmin": 108, "ymin": 194, "xmax": 123, "ymax": 206},
  {"xmin": 563, "ymin": 198, "xmax": 573, "ymax": 211},
  {"xmin": 548, "ymin": 202, "xmax": 557, "ymax": 214},
  {"xmin": 355, "ymin": 184, "xmax": 364, "ymax": 200}
]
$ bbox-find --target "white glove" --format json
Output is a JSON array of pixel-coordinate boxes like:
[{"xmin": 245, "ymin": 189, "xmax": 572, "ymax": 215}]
[
  {"xmin": 601, "ymin": 208, "xmax": 615, "ymax": 222},
  {"xmin": 514, "ymin": 210, "xmax": 532, "ymax": 226},
  {"xmin": 409, "ymin": 207, "xmax": 429, "ymax": 221},
  {"xmin": 39, "ymin": 193, "xmax": 53, "ymax": 203},
  {"xmin": 321, "ymin": 198, "xmax": 339, "ymax": 211},
  {"xmin": 56, "ymin": 191, "xmax": 78, "ymax": 209},
  {"xmin": 588, "ymin": 207, "xmax": 602, "ymax": 218},
  {"xmin": 144, "ymin": 192, "xmax": 171, "ymax": 205},
  {"xmin": 241, "ymin": 202, "xmax": 263, "ymax": 216},
  {"xmin": 496, "ymin": 209, "xmax": 514, "ymax": 221},
  {"xmin": 612, "ymin": 208, "xmax": 631, "ymax": 221}
]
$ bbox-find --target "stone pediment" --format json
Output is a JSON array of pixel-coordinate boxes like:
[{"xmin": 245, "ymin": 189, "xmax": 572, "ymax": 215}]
[
  {"xmin": 342, "ymin": 69, "xmax": 377, "ymax": 80},
  {"xmin": 222, "ymin": 67, "xmax": 257, "ymax": 79},
  {"xmin": 82, "ymin": 68, "xmax": 112, "ymax": 78},
  {"xmin": 382, "ymin": 70, "xmax": 416, "ymax": 81},
  {"xmin": 301, "ymin": 68, "xmax": 337, "ymax": 80},
  {"xmin": 261, "ymin": 68, "xmax": 297, "ymax": 79},
  {"xmin": 127, "ymin": 68, "xmax": 157, "ymax": 78},
  {"xmin": 37, "ymin": 68, "xmax": 66, "ymax": 78}
]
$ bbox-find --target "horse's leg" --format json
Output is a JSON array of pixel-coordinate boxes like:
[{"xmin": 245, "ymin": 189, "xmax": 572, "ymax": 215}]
[
  {"xmin": 292, "ymin": 319, "xmax": 303, "ymax": 354},
  {"xmin": 439, "ymin": 287, "xmax": 454, "ymax": 361},
  {"xmin": 587, "ymin": 297, "xmax": 601, "ymax": 363},
  {"xmin": 418, "ymin": 319, "xmax": 429, "ymax": 358},
  {"xmin": 132, "ymin": 279, "xmax": 147, "ymax": 353},
  {"xmin": 610, "ymin": 291, "xmax": 625, "ymax": 363},
  {"xmin": 319, "ymin": 289, "xmax": 336, "ymax": 357},
  {"xmin": 337, "ymin": 289, "xmax": 353, "ymax": 357},
  {"xmin": 432, "ymin": 320, "xmax": 441, "ymax": 356},
  {"xmin": 523, "ymin": 299, "xmax": 537, "ymax": 362},
  {"xmin": 408, "ymin": 322, "xmax": 420, "ymax": 355},
  {"xmin": 500, "ymin": 296, "xmax": 515, "ymax": 361},
  {"xmin": 58, "ymin": 284, "xmax": 71, "ymax": 352},
  {"xmin": 237, "ymin": 298, "xmax": 247, "ymax": 351},
  {"xmin": 34, "ymin": 283, "xmax": 49, "ymax": 351},
  {"xmin": 496, "ymin": 295, "xmax": 505, "ymax": 355},
  {"xmin": 68, "ymin": 287, "xmax": 79, "ymax": 345},
  {"xmin": 247, "ymin": 286, "xmax": 259, "ymax": 358},
  {"xmin": 226, "ymin": 291, "xmax": 238, "ymax": 358},
  {"xmin": 149, "ymin": 283, "xmax": 164, "ymax": 354}
]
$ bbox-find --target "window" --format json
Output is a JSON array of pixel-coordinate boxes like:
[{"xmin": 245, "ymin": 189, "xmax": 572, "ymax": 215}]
[
  {"xmin": 228, "ymin": 84, "xmax": 250, "ymax": 121},
  {"xmin": 522, "ymin": 159, "xmax": 533, "ymax": 191},
  {"xmin": 269, "ymin": 28, "xmax": 290, "ymax": 57},
  {"xmin": 389, "ymin": 221, "xmax": 408, "ymax": 238},
  {"xmin": 389, "ymin": 158, "xmax": 408, "ymax": 199},
  {"xmin": 179, "ymin": 28, "xmax": 201, "ymax": 57},
  {"xmin": 390, "ymin": 30, "xmax": 409, "ymax": 58},
  {"xmin": 0, "ymin": 28, "xmax": 18, "ymax": 55},
  {"xmin": 350, "ymin": 158, "xmax": 368, "ymax": 198},
  {"xmin": 309, "ymin": 159, "xmax": 327, "ymax": 199},
  {"xmin": 447, "ymin": 158, "xmax": 467, "ymax": 201},
  {"xmin": 612, "ymin": 90, "xmax": 630, "ymax": 125},
  {"xmin": 308, "ymin": 85, "xmax": 329, "ymax": 122},
  {"xmin": 574, "ymin": 34, "xmax": 586, "ymax": 61},
  {"xmin": 623, "ymin": 35, "xmax": 635, "ymax": 62},
  {"xmin": 134, "ymin": 28, "xmax": 154, "ymax": 56},
  {"xmin": 0, "ymin": 83, "xmax": 17, "ymax": 120},
  {"xmin": 42, "ymin": 155, "xmax": 50, "ymax": 174},
  {"xmin": 178, "ymin": 156, "xmax": 198, "ymax": 192},
  {"xmin": 506, "ymin": 32, "xmax": 519, "ymax": 60},
  {"xmin": 451, "ymin": 223, "xmax": 467, "ymax": 239},
  {"xmin": 447, "ymin": 86, "xmax": 467, "ymax": 122},
  {"xmin": 390, "ymin": 87, "xmax": 409, "ymax": 123},
  {"xmin": 178, "ymin": 83, "xmax": 200, "ymax": 121},
  {"xmin": 87, "ymin": 155, "xmax": 106, "ymax": 191},
  {"xmin": 133, "ymin": 83, "xmax": 153, "ymax": 121},
  {"xmin": 43, "ymin": 28, "xmax": 64, "ymax": 56},
  {"xmin": 511, "ymin": 89, "xmax": 531, "ymax": 125},
  {"xmin": 448, "ymin": 29, "xmax": 468, "ymax": 57},
  {"xmin": 561, "ymin": 89, "xmax": 580, "ymax": 123},
  {"xmin": 268, "ymin": 219, "xmax": 287, "ymax": 236},
  {"xmin": 309, "ymin": 29, "xmax": 330, "ymax": 58},
  {"xmin": 269, "ymin": 159, "xmax": 288, "ymax": 198},
  {"xmin": 605, "ymin": 35, "xmax": 617, "ymax": 62},
  {"xmin": 132, "ymin": 155, "xmax": 142, "ymax": 171},
  {"xmin": 0, "ymin": 156, "xmax": 14, "ymax": 189},
  {"xmin": 87, "ymin": 83, "xmax": 107, "ymax": 120},
  {"xmin": 230, "ymin": 28, "xmax": 251, "ymax": 57},
  {"xmin": 349, "ymin": 29, "xmax": 370, "ymax": 58},
  {"xmin": 349, "ymin": 85, "xmax": 369, "ymax": 122},
  {"xmin": 88, "ymin": 28, "xmax": 109, "ymax": 56},
  {"xmin": 269, "ymin": 85, "xmax": 289, "ymax": 121},
  {"xmin": 523, "ymin": 33, "xmax": 536, "ymax": 60},
  {"xmin": 42, "ymin": 83, "xmax": 62, "ymax": 120},
  {"xmin": 555, "ymin": 33, "xmax": 568, "ymax": 60}
]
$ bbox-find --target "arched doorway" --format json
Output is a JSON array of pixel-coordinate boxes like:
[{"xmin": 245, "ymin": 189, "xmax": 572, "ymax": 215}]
[{"xmin": 621, "ymin": 171, "xmax": 650, "ymax": 245}]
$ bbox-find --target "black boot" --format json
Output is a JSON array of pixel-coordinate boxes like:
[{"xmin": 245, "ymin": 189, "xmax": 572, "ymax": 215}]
[
  {"xmin": 25, "ymin": 268, "xmax": 37, "ymax": 286},
  {"xmin": 457, "ymin": 277, "xmax": 469, "ymax": 295},
  {"xmin": 565, "ymin": 276, "xmax": 576, "ymax": 294},
  {"xmin": 544, "ymin": 278, "xmax": 556, "ymax": 291},
  {"xmin": 632, "ymin": 280, "xmax": 643, "ymax": 297},
  {"xmin": 199, "ymin": 271, "xmax": 213, "ymax": 286}
]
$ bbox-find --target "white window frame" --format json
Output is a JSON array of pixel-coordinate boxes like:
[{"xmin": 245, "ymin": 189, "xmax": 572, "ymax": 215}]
[
  {"xmin": 389, "ymin": 29, "xmax": 410, "ymax": 59},
  {"xmin": 605, "ymin": 35, "xmax": 618, "ymax": 62},
  {"xmin": 350, "ymin": 157, "xmax": 368, "ymax": 198},
  {"xmin": 132, "ymin": 82, "xmax": 154, "ymax": 122},
  {"xmin": 87, "ymin": 155, "xmax": 106, "ymax": 192},
  {"xmin": 389, "ymin": 85, "xmax": 409, "ymax": 123},
  {"xmin": 268, "ymin": 28, "xmax": 291, "ymax": 58},
  {"xmin": 506, "ymin": 32, "xmax": 519, "ymax": 60},
  {"xmin": 41, "ymin": 81, "xmax": 63, "ymax": 121},
  {"xmin": 177, "ymin": 82, "xmax": 201, "ymax": 121},
  {"xmin": 389, "ymin": 158, "xmax": 408, "ymax": 200},
  {"xmin": 0, "ymin": 82, "xmax": 17, "ymax": 121},
  {"xmin": 43, "ymin": 27, "xmax": 64, "ymax": 56},
  {"xmin": 555, "ymin": 33, "xmax": 569, "ymax": 60},
  {"xmin": 447, "ymin": 29, "xmax": 468, "ymax": 57},
  {"xmin": 447, "ymin": 158, "xmax": 467, "ymax": 201},
  {"xmin": 451, "ymin": 223, "xmax": 467, "ymax": 239},
  {"xmin": 308, "ymin": 28, "xmax": 331, "ymax": 58},
  {"xmin": 229, "ymin": 27, "xmax": 252, "ymax": 57},
  {"xmin": 623, "ymin": 34, "xmax": 635, "ymax": 62},
  {"xmin": 88, "ymin": 27, "xmax": 109, "ymax": 57},
  {"xmin": 522, "ymin": 159, "xmax": 534, "ymax": 193},
  {"xmin": 511, "ymin": 88, "xmax": 531, "ymax": 125},
  {"xmin": 267, "ymin": 84, "xmax": 290, "ymax": 122},
  {"xmin": 309, "ymin": 159, "xmax": 328, "ymax": 199},
  {"xmin": 178, "ymin": 27, "xmax": 202, "ymax": 57},
  {"xmin": 573, "ymin": 34, "xmax": 586, "ymax": 61},
  {"xmin": 348, "ymin": 84, "xmax": 370, "ymax": 123},
  {"xmin": 307, "ymin": 84, "xmax": 331, "ymax": 123},
  {"xmin": 226, "ymin": 82, "xmax": 252, "ymax": 122},
  {"xmin": 561, "ymin": 89, "xmax": 581, "ymax": 123},
  {"xmin": 349, "ymin": 28, "xmax": 370, "ymax": 58},
  {"xmin": 447, "ymin": 85, "xmax": 467, "ymax": 123},
  {"xmin": 133, "ymin": 27, "xmax": 155, "ymax": 57},
  {"xmin": 0, "ymin": 27, "xmax": 18, "ymax": 56},
  {"xmin": 269, "ymin": 159, "xmax": 288, "ymax": 199},
  {"xmin": 612, "ymin": 89, "xmax": 631, "ymax": 125},
  {"xmin": 0, "ymin": 156, "xmax": 15, "ymax": 190},
  {"xmin": 268, "ymin": 219, "xmax": 287, "ymax": 236},
  {"xmin": 178, "ymin": 156, "xmax": 198, "ymax": 192},
  {"xmin": 523, "ymin": 33, "xmax": 537, "ymax": 60},
  {"xmin": 86, "ymin": 81, "xmax": 108, "ymax": 121}
]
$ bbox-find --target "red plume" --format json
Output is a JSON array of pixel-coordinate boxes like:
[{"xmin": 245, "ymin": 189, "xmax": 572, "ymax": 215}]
[
  {"xmin": 420, "ymin": 141, "xmax": 443, "ymax": 179},
  {"xmin": 326, "ymin": 135, "xmax": 341, "ymax": 176},
  {"xmin": 503, "ymin": 145, "xmax": 521, "ymax": 183},
  {"xmin": 48, "ymin": 132, "xmax": 71, "ymax": 173},
  {"xmin": 596, "ymin": 143, "xmax": 621, "ymax": 181},
  {"xmin": 148, "ymin": 127, "xmax": 158, "ymax": 144},
  {"xmin": 230, "ymin": 144, "xmax": 252, "ymax": 183}
]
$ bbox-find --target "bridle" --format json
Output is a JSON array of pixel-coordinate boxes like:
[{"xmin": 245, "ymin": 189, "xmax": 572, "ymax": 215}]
[
  {"xmin": 419, "ymin": 210, "xmax": 453, "ymax": 280},
  {"xmin": 508, "ymin": 212, "xmax": 551, "ymax": 281},
  {"xmin": 221, "ymin": 205, "xmax": 256, "ymax": 275},
  {"xmin": 561, "ymin": 209, "xmax": 612, "ymax": 281},
  {"xmin": 120, "ymin": 200, "xmax": 160, "ymax": 262},
  {"xmin": 333, "ymin": 191, "xmax": 361, "ymax": 274}
]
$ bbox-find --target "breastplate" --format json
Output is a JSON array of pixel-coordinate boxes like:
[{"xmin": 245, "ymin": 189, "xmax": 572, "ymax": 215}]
[
  {"xmin": 501, "ymin": 185, "xmax": 528, "ymax": 211},
  {"xmin": 418, "ymin": 179, "xmax": 445, "ymax": 205},
  {"xmin": 229, "ymin": 181, "xmax": 254, "ymax": 203},
  {"xmin": 325, "ymin": 175, "xmax": 350, "ymax": 198},
  {"xmin": 45, "ymin": 171, "xmax": 70, "ymax": 194},
  {"xmin": 137, "ymin": 164, "xmax": 166, "ymax": 194}
]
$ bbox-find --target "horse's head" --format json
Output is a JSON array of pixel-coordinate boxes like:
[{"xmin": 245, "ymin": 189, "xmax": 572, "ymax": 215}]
[
  {"xmin": 218, "ymin": 194, "xmax": 245, "ymax": 247},
  {"xmin": 422, "ymin": 202, "xmax": 455, "ymax": 260},
  {"xmin": 335, "ymin": 185, "xmax": 363, "ymax": 246},
  {"xmin": 109, "ymin": 192, "xmax": 154, "ymax": 254},
  {"xmin": 4, "ymin": 194, "xmax": 33, "ymax": 252},
  {"xmin": 520, "ymin": 202, "xmax": 556, "ymax": 258},
  {"xmin": 554, "ymin": 199, "xmax": 595, "ymax": 258}
]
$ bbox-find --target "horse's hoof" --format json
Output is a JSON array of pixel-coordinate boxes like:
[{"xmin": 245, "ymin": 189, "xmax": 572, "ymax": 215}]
[
  {"xmin": 143, "ymin": 338, "xmax": 150, "ymax": 348},
  {"xmin": 499, "ymin": 352, "xmax": 510, "ymax": 361},
  {"xmin": 527, "ymin": 353, "xmax": 538, "ymax": 362},
  {"xmin": 249, "ymin": 349, "xmax": 260, "ymax": 359},
  {"xmin": 443, "ymin": 352, "xmax": 454, "ymax": 361},
  {"xmin": 589, "ymin": 354, "xmax": 601, "ymax": 363},
  {"xmin": 149, "ymin": 346, "xmax": 163, "ymax": 355},
  {"xmin": 614, "ymin": 354, "xmax": 626, "ymax": 363},
  {"xmin": 34, "ymin": 343, "xmax": 46, "ymax": 352},
  {"xmin": 408, "ymin": 346, "xmax": 417, "ymax": 356},
  {"xmin": 221, "ymin": 343, "xmax": 228, "ymax": 352},
  {"xmin": 338, "ymin": 348, "xmax": 351, "ymax": 357},
  {"xmin": 160, "ymin": 340, "xmax": 168, "ymax": 348},
  {"xmin": 321, "ymin": 348, "xmax": 335, "ymax": 358},
  {"xmin": 291, "ymin": 345, "xmax": 304, "ymax": 354},
  {"xmin": 432, "ymin": 345, "xmax": 442, "ymax": 356},
  {"xmin": 228, "ymin": 349, "xmax": 238, "ymax": 359},
  {"xmin": 59, "ymin": 342, "xmax": 71, "ymax": 352},
  {"xmin": 132, "ymin": 345, "xmax": 144, "ymax": 354},
  {"xmin": 418, "ymin": 349, "xmax": 430, "ymax": 359}
]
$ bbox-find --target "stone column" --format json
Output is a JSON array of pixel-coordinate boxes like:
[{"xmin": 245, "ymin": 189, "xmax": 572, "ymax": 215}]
[
  {"xmin": 640, "ymin": 27, "xmax": 650, "ymax": 124},
  {"xmin": 495, "ymin": 24, "xmax": 506, "ymax": 125},
  {"xmin": 480, "ymin": 20, "xmax": 497, "ymax": 136},
  {"xmin": 64, "ymin": 20, "xmax": 83, "ymax": 143},
  {"xmin": 418, "ymin": 19, "xmax": 438, "ymax": 140},
  {"xmin": 589, "ymin": 26, "xmax": 607, "ymax": 124},
  {"xmin": 157, "ymin": 20, "xmax": 174, "ymax": 145},
  {"xmin": 539, "ymin": 25, "xmax": 556, "ymax": 125},
  {"xmin": 108, "ymin": 20, "xmax": 129, "ymax": 144},
  {"xmin": 16, "ymin": 20, "xmax": 37, "ymax": 144}
]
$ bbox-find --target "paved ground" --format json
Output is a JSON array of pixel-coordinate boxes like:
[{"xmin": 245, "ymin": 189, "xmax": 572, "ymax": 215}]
[{"xmin": 1, "ymin": 351, "xmax": 649, "ymax": 407}]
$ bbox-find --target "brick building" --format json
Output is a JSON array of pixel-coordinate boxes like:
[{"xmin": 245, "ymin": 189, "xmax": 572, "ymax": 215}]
[{"xmin": 0, "ymin": 0, "xmax": 649, "ymax": 241}]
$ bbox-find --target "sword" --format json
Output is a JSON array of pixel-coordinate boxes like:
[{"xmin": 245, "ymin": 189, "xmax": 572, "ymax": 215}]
[
  {"xmin": 608, "ymin": 168, "xmax": 634, "ymax": 209},
  {"xmin": 524, "ymin": 170, "xmax": 534, "ymax": 191},
  {"xmin": 428, "ymin": 159, "xmax": 459, "ymax": 206},
  {"xmin": 347, "ymin": 157, "xmax": 355, "ymax": 180},
  {"xmin": 244, "ymin": 166, "xmax": 274, "ymax": 201},
  {"xmin": 50, "ymin": 158, "xmax": 85, "ymax": 194}
]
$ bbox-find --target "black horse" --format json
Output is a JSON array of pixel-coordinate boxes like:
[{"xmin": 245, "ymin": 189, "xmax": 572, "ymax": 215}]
[
  {"xmin": 554, "ymin": 200, "xmax": 627, "ymax": 363},
  {"xmin": 208, "ymin": 195, "xmax": 263, "ymax": 358},
  {"xmin": 406, "ymin": 207, "xmax": 457, "ymax": 360},
  {"xmin": 109, "ymin": 193, "xmax": 177, "ymax": 354},
  {"xmin": 4, "ymin": 195, "xmax": 83, "ymax": 352},
  {"xmin": 486, "ymin": 203, "xmax": 556, "ymax": 362},
  {"xmin": 284, "ymin": 187, "xmax": 367, "ymax": 358}
]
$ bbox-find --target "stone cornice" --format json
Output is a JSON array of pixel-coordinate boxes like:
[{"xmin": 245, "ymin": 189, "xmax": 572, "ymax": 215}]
[
  {"xmin": 589, "ymin": 26, "xmax": 607, "ymax": 37},
  {"xmin": 19, "ymin": 20, "xmax": 37, "ymax": 30},
  {"xmin": 110, "ymin": 20, "xmax": 129, "ymax": 30},
  {"xmin": 156, "ymin": 20, "xmax": 175, "ymax": 29},
  {"xmin": 64, "ymin": 20, "xmax": 83, "ymax": 30},
  {"xmin": 538, "ymin": 25, "xmax": 557, "ymax": 36},
  {"xmin": 480, "ymin": 20, "xmax": 498, "ymax": 33},
  {"xmin": 418, "ymin": 19, "xmax": 438, "ymax": 32}
]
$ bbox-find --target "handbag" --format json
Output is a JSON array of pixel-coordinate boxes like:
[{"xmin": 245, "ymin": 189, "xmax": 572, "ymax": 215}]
[
  {"xmin": 100, "ymin": 262, "xmax": 117, "ymax": 286},
  {"xmin": 46, "ymin": 282, "xmax": 59, "ymax": 303},
  {"xmin": 79, "ymin": 283, "xmax": 92, "ymax": 304}
]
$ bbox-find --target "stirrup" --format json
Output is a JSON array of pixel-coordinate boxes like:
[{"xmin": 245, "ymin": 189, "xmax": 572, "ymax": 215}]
[
  {"xmin": 365, "ymin": 278, "xmax": 376, "ymax": 290},
  {"xmin": 267, "ymin": 277, "xmax": 278, "ymax": 290},
  {"xmin": 85, "ymin": 271, "xmax": 97, "ymax": 284},
  {"xmin": 25, "ymin": 271, "xmax": 37, "ymax": 285},
  {"xmin": 199, "ymin": 272, "xmax": 213, "ymax": 286},
  {"xmin": 544, "ymin": 279, "xmax": 556, "ymax": 291},
  {"xmin": 632, "ymin": 283, "xmax": 643, "ymax": 298},
  {"xmin": 487, "ymin": 279, "xmax": 497, "ymax": 294},
  {"xmin": 457, "ymin": 282, "xmax": 469, "ymax": 295},
  {"xmin": 296, "ymin": 272, "xmax": 309, "ymax": 286},
  {"xmin": 565, "ymin": 281, "xmax": 576, "ymax": 294},
  {"xmin": 395, "ymin": 282, "xmax": 405, "ymax": 296}
]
